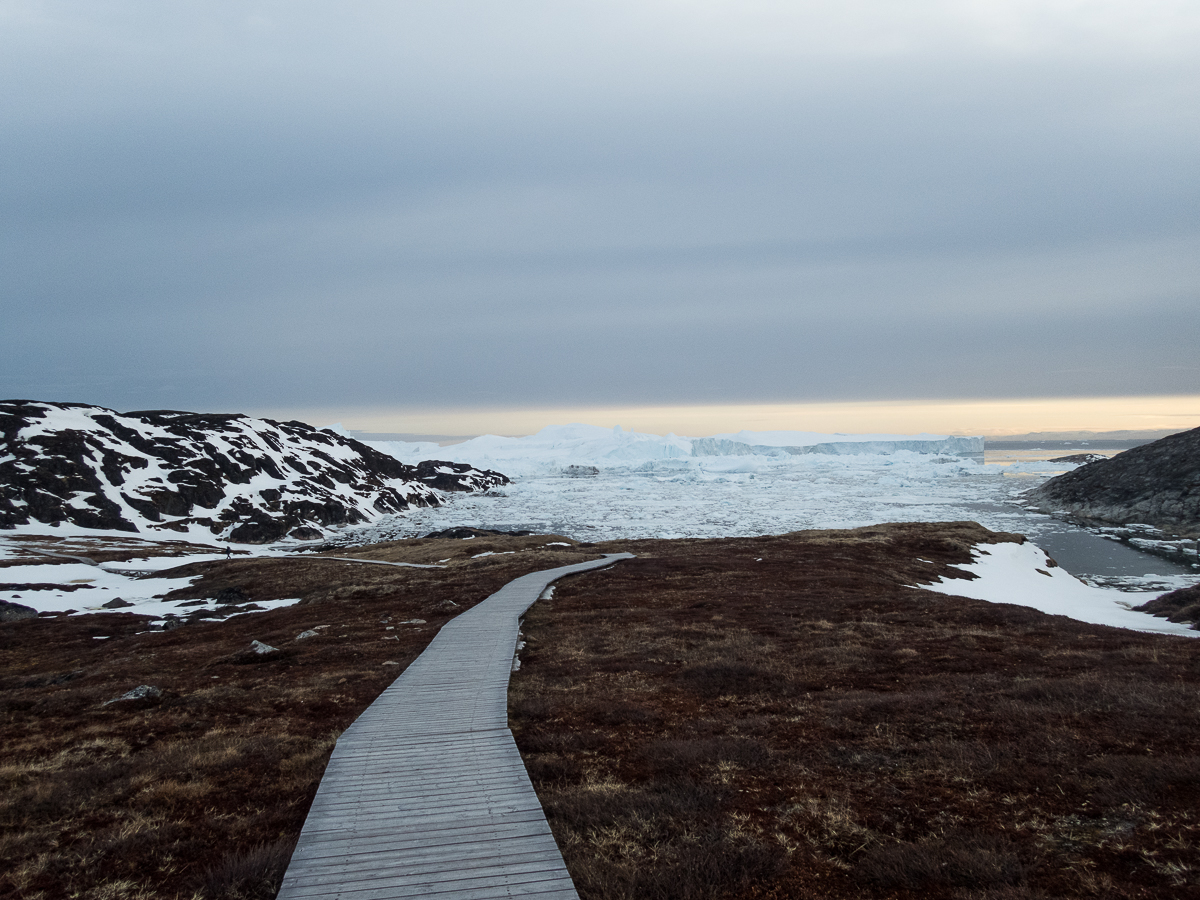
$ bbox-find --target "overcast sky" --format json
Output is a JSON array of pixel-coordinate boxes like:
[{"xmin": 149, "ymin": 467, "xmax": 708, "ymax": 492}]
[{"xmin": 2, "ymin": 1, "xmax": 1198, "ymax": 427}]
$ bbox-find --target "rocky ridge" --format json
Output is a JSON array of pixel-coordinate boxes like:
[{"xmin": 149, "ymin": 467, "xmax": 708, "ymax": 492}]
[
  {"xmin": 1027, "ymin": 426, "xmax": 1200, "ymax": 536},
  {"xmin": 0, "ymin": 401, "xmax": 507, "ymax": 543}
]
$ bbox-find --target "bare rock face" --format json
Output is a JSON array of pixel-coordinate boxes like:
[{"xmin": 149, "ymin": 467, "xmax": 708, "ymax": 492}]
[
  {"xmin": 0, "ymin": 401, "xmax": 508, "ymax": 542},
  {"xmin": 0, "ymin": 599, "xmax": 38, "ymax": 622},
  {"xmin": 1027, "ymin": 426, "xmax": 1200, "ymax": 536}
]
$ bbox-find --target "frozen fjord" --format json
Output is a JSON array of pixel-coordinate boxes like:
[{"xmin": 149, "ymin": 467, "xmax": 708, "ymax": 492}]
[
  {"xmin": 351, "ymin": 424, "xmax": 1082, "ymax": 550},
  {"xmin": 339, "ymin": 424, "xmax": 1200, "ymax": 635}
]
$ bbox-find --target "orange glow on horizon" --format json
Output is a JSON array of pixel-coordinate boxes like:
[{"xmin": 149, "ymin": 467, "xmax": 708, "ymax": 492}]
[{"xmin": 253, "ymin": 395, "xmax": 1200, "ymax": 439}]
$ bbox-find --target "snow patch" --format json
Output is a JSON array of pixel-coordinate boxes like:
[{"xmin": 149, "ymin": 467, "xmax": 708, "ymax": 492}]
[{"xmin": 922, "ymin": 542, "xmax": 1197, "ymax": 637}]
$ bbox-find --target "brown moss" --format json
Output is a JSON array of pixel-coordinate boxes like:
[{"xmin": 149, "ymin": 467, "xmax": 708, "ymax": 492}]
[
  {"xmin": 0, "ymin": 535, "xmax": 598, "ymax": 899},
  {"xmin": 511, "ymin": 522, "xmax": 1200, "ymax": 900}
]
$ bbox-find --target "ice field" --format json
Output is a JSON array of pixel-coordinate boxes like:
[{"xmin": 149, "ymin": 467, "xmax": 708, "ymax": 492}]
[
  {"xmin": 3, "ymin": 424, "xmax": 1196, "ymax": 635},
  {"xmin": 353, "ymin": 425, "xmax": 1180, "ymax": 582}
]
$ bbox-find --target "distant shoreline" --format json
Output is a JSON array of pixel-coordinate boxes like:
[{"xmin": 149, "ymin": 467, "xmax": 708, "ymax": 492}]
[{"xmin": 985, "ymin": 438, "xmax": 1155, "ymax": 450}]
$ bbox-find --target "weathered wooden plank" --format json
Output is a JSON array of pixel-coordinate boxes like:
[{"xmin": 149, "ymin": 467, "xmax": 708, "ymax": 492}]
[
  {"xmin": 287, "ymin": 835, "xmax": 566, "ymax": 871},
  {"xmin": 289, "ymin": 821, "xmax": 560, "ymax": 860},
  {"xmin": 277, "ymin": 553, "xmax": 632, "ymax": 900},
  {"xmin": 307, "ymin": 789, "xmax": 545, "ymax": 817},
  {"xmin": 290, "ymin": 820, "xmax": 558, "ymax": 857},
  {"xmin": 283, "ymin": 874, "xmax": 579, "ymax": 900},
  {"xmin": 307, "ymin": 777, "xmax": 536, "ymax": 806},
  {"xmin": 276, "ymin": 852, "xmax": 572, "ymax": 892},
  {"xmin": 281, "ymin": 876, "xmax": 578, "ymax": 900}
]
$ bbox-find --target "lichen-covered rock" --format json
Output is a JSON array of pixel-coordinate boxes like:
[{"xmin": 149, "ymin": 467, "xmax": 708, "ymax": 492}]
[
  {"xmin": 1027, "ymin": 426, "xmax": 1200, "ymax": 536},
  {"xmin": 103, "ymin": 684, "xmax": 162, "ymax": 705},
  {"xmin": 0, "ymin": 400, "xmax": 508, "ymax": 542},
  {"xmin": 0, "ymin": 599, "xmax": 37, "ymax": 622}
]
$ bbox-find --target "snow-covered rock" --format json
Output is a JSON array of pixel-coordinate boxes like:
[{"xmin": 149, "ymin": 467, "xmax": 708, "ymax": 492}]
[{"xmin": 0, "ymin": 401, "xmax": 508, "ymax": 543}]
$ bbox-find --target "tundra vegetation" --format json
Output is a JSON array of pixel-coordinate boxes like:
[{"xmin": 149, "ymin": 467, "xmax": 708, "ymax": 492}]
[
  {"xmin": 512, "ymin": 523, "xmax": 1200, "ymax": 900},
  {"xmin": 0, "ymin": 535, "xmax": 597, "ymax": 900},
  {"xmin": 1, "ymin": 524, "xmax": 1197, "ymax": 899}
]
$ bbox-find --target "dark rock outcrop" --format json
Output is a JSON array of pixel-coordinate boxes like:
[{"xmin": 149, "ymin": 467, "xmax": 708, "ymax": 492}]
[
  {"xmin": 0, "ymin": 599, "xmax": 38, "ymax": 622},
  {"xmin": 420, "ymin": 527, "xmax": 534, "ymax": 539},
  {"xmin": 212, "ymin": 587, "xmax": 252, "ymax": 606},
  {"xmin": 102, "ymin": 684, "xmax": 163, "ymax": 706},
  {"xmin": 1027, "ymin": 426, "xmax": 1200, "ymax": 536},
  {"xmin": 1048, "ymin": 453, "xmax": 1108, "ymax": 464},
  {"xmin": 1134, "ymin": 584, "xmax": 1200, "ymax": 630},
  {"xmin": 1, "ymin": 400, "xmax": 508, "ymax": 542}
]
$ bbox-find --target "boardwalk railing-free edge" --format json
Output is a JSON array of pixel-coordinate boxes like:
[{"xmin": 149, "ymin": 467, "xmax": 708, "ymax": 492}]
[{"xmin": 277, "ymin": 553, "xmax": 634, "ymax": 900}]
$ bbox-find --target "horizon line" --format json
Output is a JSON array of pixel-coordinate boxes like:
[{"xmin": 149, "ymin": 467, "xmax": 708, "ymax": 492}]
[{"xmin": 249, "ymin": 394, "xmax": 1200, "ymax": 440}]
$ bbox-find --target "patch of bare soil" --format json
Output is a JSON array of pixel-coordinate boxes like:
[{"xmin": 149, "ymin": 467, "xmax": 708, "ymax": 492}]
[
  {"xmin": 510, "ymin": 522, "xmax": 1200, "ymax": 900},
  {"xmin": 0, "ymin": 533, "xmax": 597, "ymax": 900}
]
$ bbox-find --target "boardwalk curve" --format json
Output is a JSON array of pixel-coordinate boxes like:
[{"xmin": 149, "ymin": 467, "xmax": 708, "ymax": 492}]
[{"xmin": 278, "ymin": 553, "xmax": 634, "ymax": 900}]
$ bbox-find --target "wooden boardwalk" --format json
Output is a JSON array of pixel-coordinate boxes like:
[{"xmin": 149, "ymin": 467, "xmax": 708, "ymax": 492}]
[{"xmin": 277, "ymin": 553, "xmax": 633, "ymax": 900}]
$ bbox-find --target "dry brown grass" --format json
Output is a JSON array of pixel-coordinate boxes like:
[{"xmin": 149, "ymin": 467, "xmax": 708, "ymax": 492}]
[
  {"xmin": 510, "ymin": 522, "xmax": 1200, "ymax": 900},
  {"xmin": 9, "ymin": 522, "xmax": 1199, "ymax": 899},
  {"xmin": 0, "ymin": 533, "xmax": 599, "ymax": 899}
]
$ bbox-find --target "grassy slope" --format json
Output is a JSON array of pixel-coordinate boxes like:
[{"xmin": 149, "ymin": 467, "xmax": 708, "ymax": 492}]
[
  {"xmin": 510, "ymin": 523, "xmax": 1200, "ymax": 900},
  {"xmin": 4, "ymin": 523, "xmax": 1198, "ymax": 900},
  {"xmin": 0, "ymin": 535, "xmax": 600, "ymax": 900}
]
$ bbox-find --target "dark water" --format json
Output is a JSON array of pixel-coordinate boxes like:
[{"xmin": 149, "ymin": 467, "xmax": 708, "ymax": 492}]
[
  {"xmin": 963, "ymin": 500, "xmax": 1197, "ymax": 582},
  {"xmin": 1031, "ymin": 529, "xmax": 1194, "ymax": 578}
]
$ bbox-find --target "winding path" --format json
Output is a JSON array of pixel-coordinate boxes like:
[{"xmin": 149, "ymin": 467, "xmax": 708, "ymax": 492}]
[{"xmin": 277, "ymin": 553, "xmax": 633, "ymax": 900}]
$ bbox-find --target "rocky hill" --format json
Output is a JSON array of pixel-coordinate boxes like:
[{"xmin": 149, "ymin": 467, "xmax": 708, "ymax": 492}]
[
  {"xmin": 0, "ymin": 401, "xmax": 507, "ymax": 542},
  {"xmin": 1027, "ymin": 425, "xmax": 1200, "ymax": 536}
]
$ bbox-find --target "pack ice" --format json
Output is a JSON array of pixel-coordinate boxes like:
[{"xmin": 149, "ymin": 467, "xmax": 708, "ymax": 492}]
[{"xmin": 368, "ymin": 423, "xmax": 984, "ymax": 476}]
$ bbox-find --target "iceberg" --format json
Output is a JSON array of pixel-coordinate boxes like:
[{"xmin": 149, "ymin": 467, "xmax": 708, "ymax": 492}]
[{"xmin": 366, "ymin": 423, "xmax": 984, "ymax": 476}]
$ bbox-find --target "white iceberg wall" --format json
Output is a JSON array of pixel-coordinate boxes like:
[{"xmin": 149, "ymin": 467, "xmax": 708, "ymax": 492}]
[{"xmin": 367, "ymin": 425, "xmax": 985, "ymax": 473}]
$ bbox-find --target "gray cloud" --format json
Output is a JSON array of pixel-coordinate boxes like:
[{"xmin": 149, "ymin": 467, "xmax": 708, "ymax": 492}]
[{"xmin": 2, "ymin": 1, "xmax": 1198, "ymax": 413}]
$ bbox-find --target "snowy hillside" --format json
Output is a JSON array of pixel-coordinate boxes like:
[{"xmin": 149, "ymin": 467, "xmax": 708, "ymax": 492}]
[
  {"xmin": 365, "ymin": 423, "xmax": 984, "ymax": 476},
  {"xmin": 0, "ymin": 401, "xmax": 507, "ymax": 542}
]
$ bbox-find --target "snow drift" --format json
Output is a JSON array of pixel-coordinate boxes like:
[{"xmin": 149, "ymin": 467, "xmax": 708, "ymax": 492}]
[{"xmin": 922, "ymin": 540, "xmax": 1197, "ymax": 637}]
